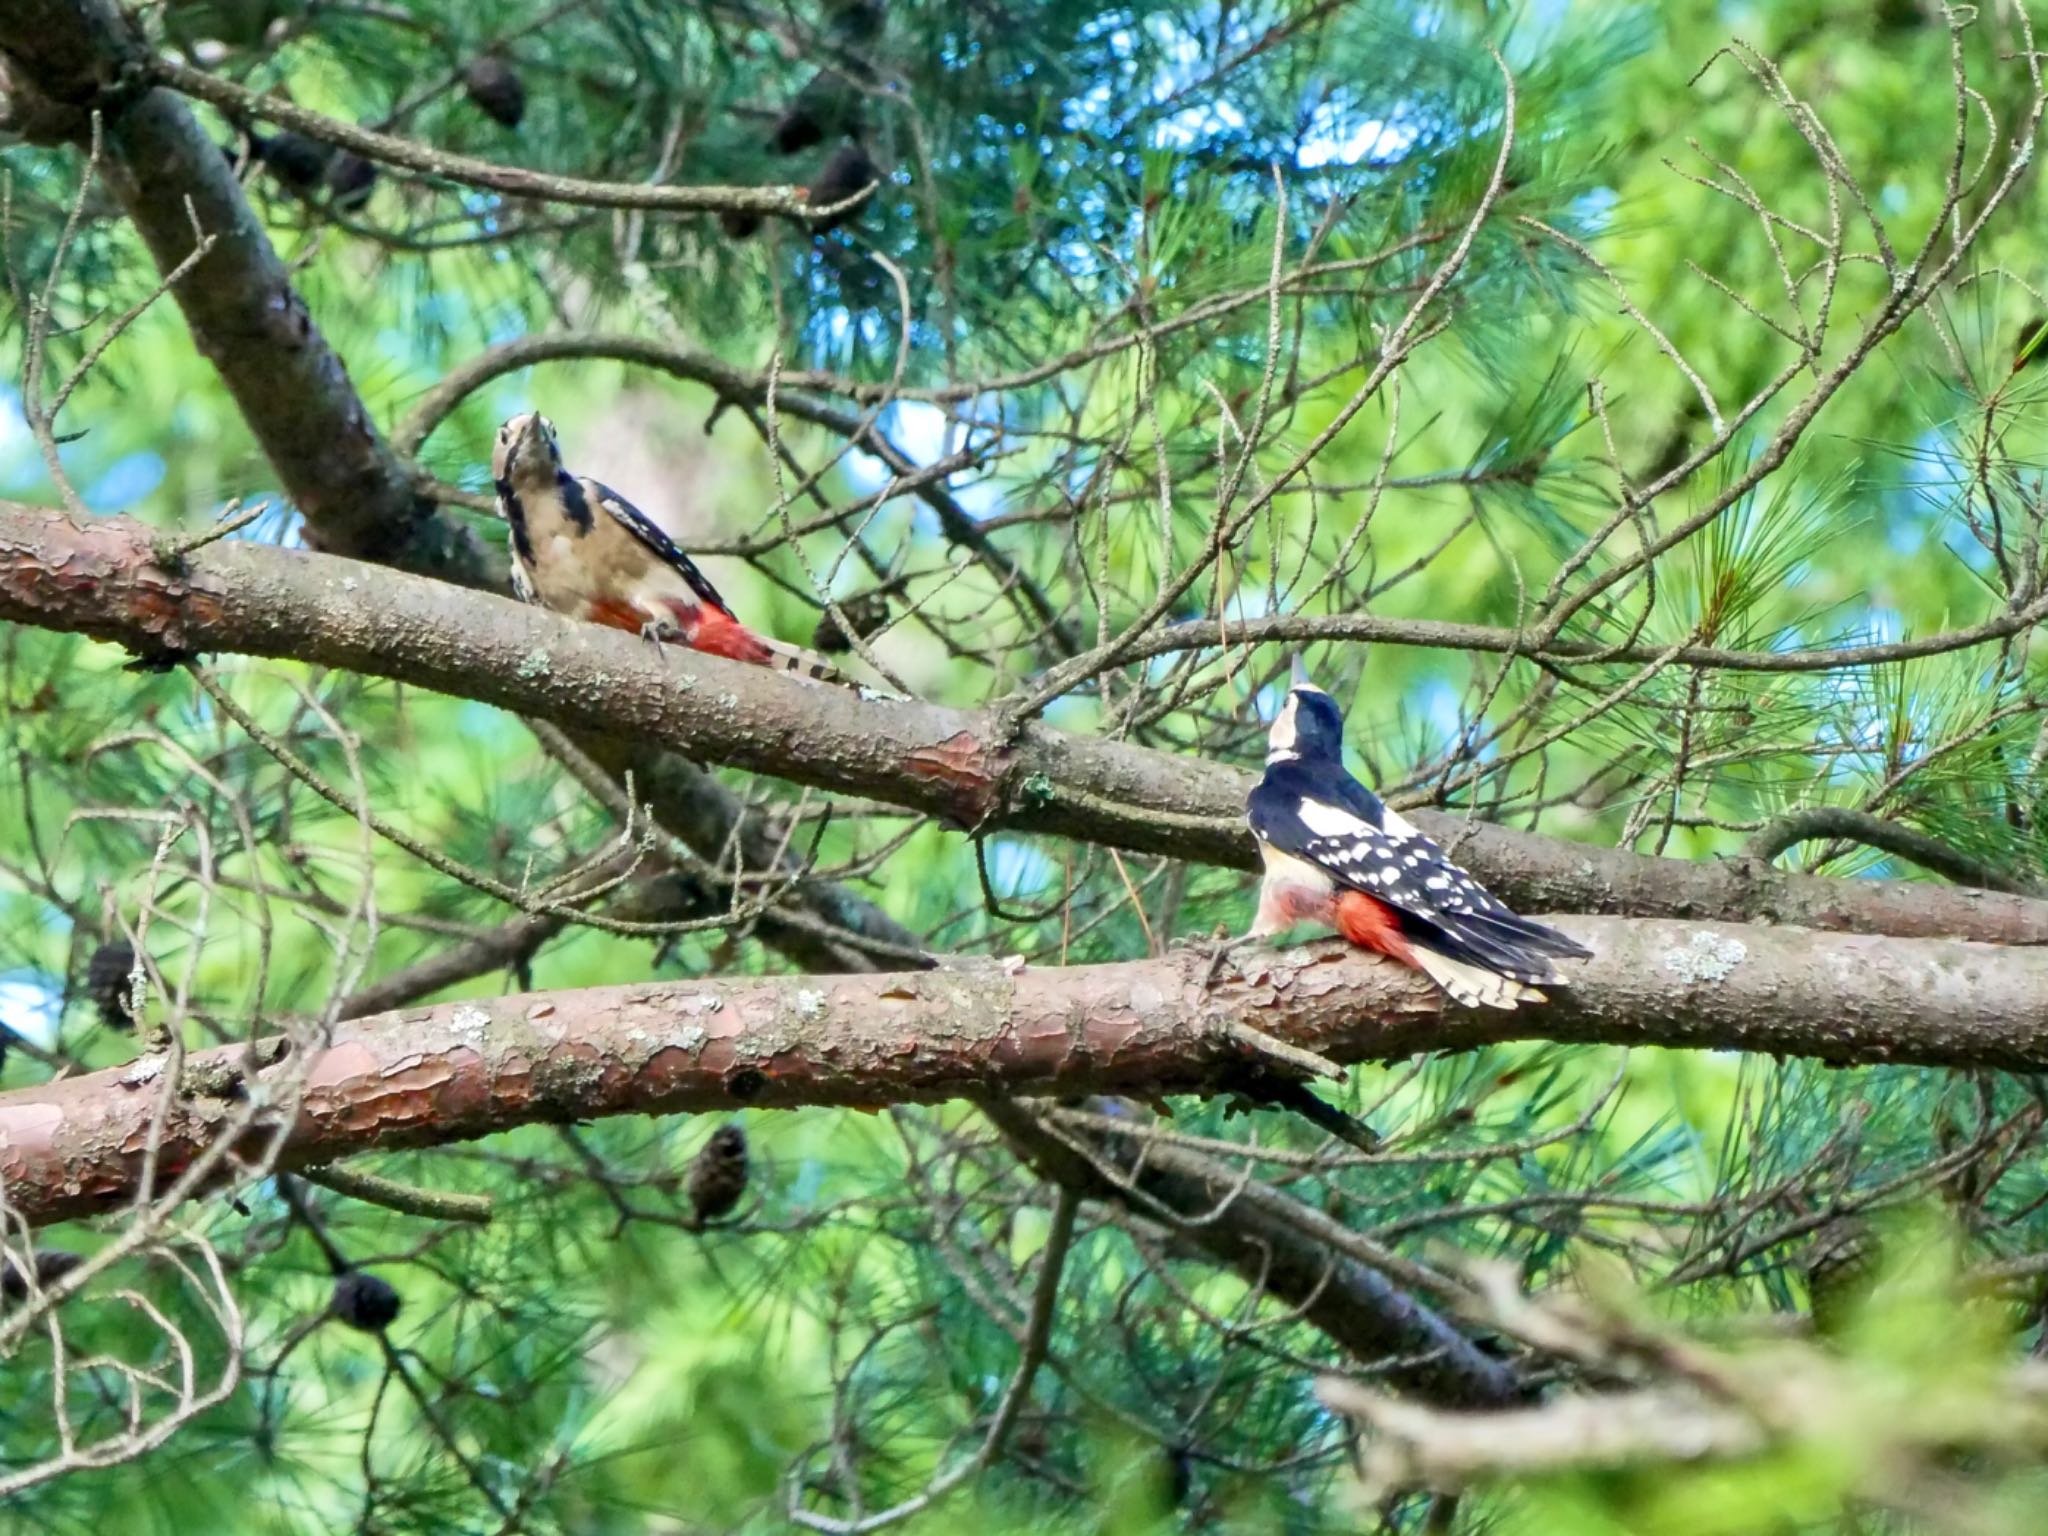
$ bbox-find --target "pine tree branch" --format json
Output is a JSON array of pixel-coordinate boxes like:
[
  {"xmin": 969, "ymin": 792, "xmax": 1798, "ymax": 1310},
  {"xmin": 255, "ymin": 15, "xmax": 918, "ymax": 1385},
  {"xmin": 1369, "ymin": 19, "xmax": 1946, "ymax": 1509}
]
[
  {"xmin": 298, "ymin": 1163, "xmax": 494, "ymax": 1224},
  {"xmin": 0, "ymin": 0, "xmax": 472, "ymax": 574},
  {"xmin": 8, "ymin": 921, "xmax": 2048, "ymax": 1227},
  {"xmin": 396, "ymin": 332, "xmax": 1078, "ymax": 655},
  {"xmin": 334, "ymin": 912, "xmax": 567, "ymax": 1021},
  {"xmin": 1742, "ymin": 806, "xmax": 2044, "ymax": 896},
  {"xmin": 2, "ymin": 497, "xmax": 2044, "ymax": 949},
  {"xmin": 0, "ymin": 1, "xmax": 922, "ymax": 979},
  {"xmin": 983, "ymin": 1100, "xmax": 1525, "ymax": 1408},
  {"xmin": 151, "ymin": 57, "xmax": 820, "ymax": 220},
  {"xmin": 1096, "ymin": 605, "xmax": 2048, "ymax": 679}
]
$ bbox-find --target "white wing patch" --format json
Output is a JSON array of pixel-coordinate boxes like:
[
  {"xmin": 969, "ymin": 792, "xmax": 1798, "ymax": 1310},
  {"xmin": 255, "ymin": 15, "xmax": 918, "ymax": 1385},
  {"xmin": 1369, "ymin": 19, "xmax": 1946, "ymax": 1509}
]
[
  {"xmin": 1295, "ymin": 799, "xmax": 1374, "ymax": 839},
  {"xmin": 1380, "ymin": 805, "xmax": 1422, "ymax": 839}
]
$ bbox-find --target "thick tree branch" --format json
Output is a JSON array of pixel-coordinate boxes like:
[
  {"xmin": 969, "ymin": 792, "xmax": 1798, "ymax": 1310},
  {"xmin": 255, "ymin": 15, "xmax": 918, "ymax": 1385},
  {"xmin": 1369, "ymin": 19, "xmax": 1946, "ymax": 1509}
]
[
  {"xmin": 0, "ymin": 0, "xmax": 471, "ymax": 573},
  {"xmin": 3, "ymin": 499, "xmax": 2045, "ymax": 948},
  {"xmin": 0, "ymin": 3, "xmax": 923, "ymax": 977},
  {"xmin": 7, "ymin": 919, "xmax": 2048, "ymax": 1227},
  {"xmin": 984, "ymin": 1100, "xmax": 1525, "ymax": 1407}
]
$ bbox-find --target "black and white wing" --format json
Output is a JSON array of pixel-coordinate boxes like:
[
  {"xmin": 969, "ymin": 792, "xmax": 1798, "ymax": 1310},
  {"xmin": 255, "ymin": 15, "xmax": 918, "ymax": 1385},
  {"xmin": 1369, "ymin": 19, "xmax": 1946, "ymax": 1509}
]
[
  {"xmin": 577, "ymin": 476, "xmax": 736, "ymax": 619},
  {"xmin": 1251, "ymin": 761, "xmax": 1590, "ymax": 983}
]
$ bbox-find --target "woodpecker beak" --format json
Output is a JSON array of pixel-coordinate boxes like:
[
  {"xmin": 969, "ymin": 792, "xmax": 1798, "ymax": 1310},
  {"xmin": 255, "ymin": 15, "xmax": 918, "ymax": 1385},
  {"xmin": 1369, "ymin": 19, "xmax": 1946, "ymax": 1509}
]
[
  {"xmin": 494, "ymin": 412, "xmax": 558, "ymax": 482},
  {"xmin": 1290, "ymin": 654, "xmax": 1314, "ymax": 690}
]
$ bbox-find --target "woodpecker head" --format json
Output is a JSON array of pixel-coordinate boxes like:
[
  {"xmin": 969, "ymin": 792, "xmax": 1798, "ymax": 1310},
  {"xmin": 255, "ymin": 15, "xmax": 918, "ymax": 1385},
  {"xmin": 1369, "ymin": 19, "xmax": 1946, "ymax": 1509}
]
[
  {"xmin": 1267, "ymin": 658, "xmax": 1345, "ymax": 763},
  {"xmin": 492, "ymin": 412, "xmax": 560, "ymax": 488}
]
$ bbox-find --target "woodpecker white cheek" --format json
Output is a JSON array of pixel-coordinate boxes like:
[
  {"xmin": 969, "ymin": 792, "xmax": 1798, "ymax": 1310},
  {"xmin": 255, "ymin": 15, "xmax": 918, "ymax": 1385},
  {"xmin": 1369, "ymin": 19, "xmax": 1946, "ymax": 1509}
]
[{"xmin": 1266, "ymin": 697, "xmax": 1300, "ymax": 760}]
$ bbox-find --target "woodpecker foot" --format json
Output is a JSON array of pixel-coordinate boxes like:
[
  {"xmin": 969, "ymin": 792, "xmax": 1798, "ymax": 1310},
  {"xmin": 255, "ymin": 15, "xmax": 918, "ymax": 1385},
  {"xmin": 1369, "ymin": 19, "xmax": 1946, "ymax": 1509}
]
[
  {"xmin": 637, "ymin": 618, "xmax": 681, "ymax": 659},
  {"xmin": 1171, "ymin": 927, "xmax": 1262, "ymax": 990}
]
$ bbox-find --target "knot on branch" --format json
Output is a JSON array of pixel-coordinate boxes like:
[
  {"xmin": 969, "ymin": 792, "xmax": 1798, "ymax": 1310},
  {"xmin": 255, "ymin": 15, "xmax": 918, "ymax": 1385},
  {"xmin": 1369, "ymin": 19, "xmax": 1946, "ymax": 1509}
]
[{"xmin": 903, "ymin": 728, "xmax": 1016, "ymax": 828}]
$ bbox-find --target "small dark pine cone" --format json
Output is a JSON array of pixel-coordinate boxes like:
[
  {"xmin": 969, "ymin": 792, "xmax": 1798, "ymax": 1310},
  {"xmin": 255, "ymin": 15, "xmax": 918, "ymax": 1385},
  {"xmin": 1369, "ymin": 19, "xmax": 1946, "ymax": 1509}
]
[
  {"xmin": 811, "ymin": 590, "xmax": 890, "ymax": 653},
  {"xmin": 805, "ymin": 143, "xmax": 879, "ymax": 234},
  {"xmin": 770, "ymin": 69, "xmax": 861, "ymax": 156},
  {"xmin": 463, "ymin": 55, "xmax": 526, "ymax": 129},
  {"xmin": 687, "ymin": 1123, "xmax": 750, "ymax": 1225},
  {"xmin": 85, "ymin": 939, "xmax": 138, "ymax": 1030},
  {"xmin": 252, "ymin": 129, "xmax": 332, "ymax": 197},
  {"xmin": 719, "ymin": 207, "xmax": 765, "ymax": 241},
  {"xmin": 325, "ymin": 151, "xmax": 379, "ymax": 212},
  {"xmin": 330, "ymin": 1269, "xmax": 403, "ymax": 1332},
  {"xmin": 827, "ymin": 0, "xmax": 884, "ymax": 44},
  {"xmin": 1, "ymin": 1248, "xmax": 84, "ymax": 1304},
  {"xmin": 1804, "ymin": 1216, "xmax": 1880, "ymax": 1336}
]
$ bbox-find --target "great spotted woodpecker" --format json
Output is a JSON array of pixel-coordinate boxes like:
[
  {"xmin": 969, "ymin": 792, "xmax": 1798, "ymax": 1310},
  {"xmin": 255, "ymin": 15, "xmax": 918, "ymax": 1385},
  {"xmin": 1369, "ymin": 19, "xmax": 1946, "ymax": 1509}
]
[
  {"xmin": 491, "ymin": 412, "xmax": 845, "ymax": 682},
  {"xmin": 1246, "ymin": 662, "xmax": 1590, "ymax": 1009}
]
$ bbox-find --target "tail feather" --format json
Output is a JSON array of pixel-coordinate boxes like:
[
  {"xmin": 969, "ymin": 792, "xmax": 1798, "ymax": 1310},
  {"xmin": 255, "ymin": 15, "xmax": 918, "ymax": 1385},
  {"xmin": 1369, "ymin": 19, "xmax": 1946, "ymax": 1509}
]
[
  {"xmin": 1400, "ymin": 905, "xmax": 1591, "ymax": 984},
  {"xmin": 756, "ymin": 634, "xmax": 853, "ymax": 686},
  {"xmin": 1446, "ymin": 924, "xmax": 1574, "ymax": 985},
  {"xmin": 1409, "ymin": 942, "xmax": 1547, "ymax": 1011},
  {"xmin": 1447, "ymin": 906, "xmax": 1595, "ymax": 961},
  {"xmin": 691, "ymin": 607, "xmax": 853, "ymax": 687}
]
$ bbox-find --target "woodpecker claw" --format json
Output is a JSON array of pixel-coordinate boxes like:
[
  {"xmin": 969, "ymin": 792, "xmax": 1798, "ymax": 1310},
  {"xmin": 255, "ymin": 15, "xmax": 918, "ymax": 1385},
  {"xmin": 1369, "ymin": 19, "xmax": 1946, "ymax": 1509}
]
[
  {"xmin": 638, "ymin": 618, "xmax": 678, "ymax": 658},
  {"xmin": 1199, "ymin": 931, "xmax": 1263, "ymax": 991}
]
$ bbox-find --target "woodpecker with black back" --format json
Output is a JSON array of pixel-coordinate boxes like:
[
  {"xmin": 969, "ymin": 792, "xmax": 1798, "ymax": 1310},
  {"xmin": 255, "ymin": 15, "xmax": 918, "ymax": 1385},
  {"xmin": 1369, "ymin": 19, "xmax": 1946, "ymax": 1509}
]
[
  {"xmin": 1245, "ymin": 661, "xmax": 1591, "ymax": 1008},
  {"xmin": 491, "ymin": 412, "xmax": 846, "ymax": 682}
]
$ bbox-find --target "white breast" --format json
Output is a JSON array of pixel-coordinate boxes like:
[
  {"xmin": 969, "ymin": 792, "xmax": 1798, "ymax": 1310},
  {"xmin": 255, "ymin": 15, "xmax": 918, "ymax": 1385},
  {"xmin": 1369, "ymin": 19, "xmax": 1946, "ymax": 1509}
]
[{"xmin": 1260, "ymin": 843, "xmax": 1336, "ymax": 893}]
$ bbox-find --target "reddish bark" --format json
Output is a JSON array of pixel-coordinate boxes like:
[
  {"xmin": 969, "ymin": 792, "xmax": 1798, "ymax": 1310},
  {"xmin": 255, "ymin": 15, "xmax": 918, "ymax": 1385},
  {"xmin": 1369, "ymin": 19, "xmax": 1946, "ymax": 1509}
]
[
  {"xmin": 0, "ymin": 499, "xmax": 2041, "ymax": 951},
  {"xmin": 7, "ymin": 919, "xmax": 2048, "ymax": 1228}
]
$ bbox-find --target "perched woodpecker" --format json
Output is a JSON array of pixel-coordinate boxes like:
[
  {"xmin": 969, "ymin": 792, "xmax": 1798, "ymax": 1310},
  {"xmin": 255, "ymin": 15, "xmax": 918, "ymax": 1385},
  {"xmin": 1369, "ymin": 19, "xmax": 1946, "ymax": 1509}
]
[
  {"xmin": 1245, "ymin": 662, "xmax": 1591, "ymax": 1009},
  {"xmin": 491, "ymin": 412, "xmax": 844, "ymax": 681}
]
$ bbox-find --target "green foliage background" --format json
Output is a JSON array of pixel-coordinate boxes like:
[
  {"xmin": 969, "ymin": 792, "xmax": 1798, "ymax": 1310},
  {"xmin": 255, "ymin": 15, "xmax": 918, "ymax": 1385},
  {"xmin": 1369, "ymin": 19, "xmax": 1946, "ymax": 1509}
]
[{"xmin": 5, "ymin": 0, "xmax": 2048, "ymax": 1531}]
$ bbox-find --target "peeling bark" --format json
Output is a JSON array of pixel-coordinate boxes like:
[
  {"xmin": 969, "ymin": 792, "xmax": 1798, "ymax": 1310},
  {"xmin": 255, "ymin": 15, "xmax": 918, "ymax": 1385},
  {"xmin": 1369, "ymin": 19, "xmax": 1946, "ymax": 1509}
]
[{"xmin": 6, "ymin": 919, "xmax": 2048, "ymax": 1227}]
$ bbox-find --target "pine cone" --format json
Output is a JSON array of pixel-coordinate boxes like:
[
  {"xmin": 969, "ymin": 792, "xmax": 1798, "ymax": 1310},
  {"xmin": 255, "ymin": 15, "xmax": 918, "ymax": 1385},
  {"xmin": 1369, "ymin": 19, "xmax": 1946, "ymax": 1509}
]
[
  {"xmin": 687, "ymin": 1123, "xmax": 750, "ymax": 1225},
  {"xmin": 1804, "ymin": 1215, "xmax": 1880, "ymax": 1336},
  {"xmin": 720, "ymin": 207, "xmax": 766, "ymax": 241},
  {"xmin": 463, "ymin": 55, "xmax": 526, "ymax": 129},
  {"xmin": 770, "ymin": 69, "xmax": 861, "ymax": 155},
  {"xmin": 1, "ymin": 1248, "xmax": 83, "ymax": 1304},
  {"xmin": 330, "ymin": 1269, "xmax": 403, "ymax": 1332},
  {"xmin": 85, "ymin": 939, "xmax": 138, "ymax": 1030},
  {"xmin": 250, "ymin": 129, "xmax": 331, "ymax": 197},
  {"xmin": 805, "ymin": 143, "xmax": 879, "ymax": 233},
  {"xmin": 811, "ymin": 590, "xmax": 890, "ymax": 653},
  {"xmin": 827, "ymin": 0, "xmax": 885, "ymax": 44},
  {"xmin": 324, "ymin": 151, "xmax": 379, "ymax": 212}
]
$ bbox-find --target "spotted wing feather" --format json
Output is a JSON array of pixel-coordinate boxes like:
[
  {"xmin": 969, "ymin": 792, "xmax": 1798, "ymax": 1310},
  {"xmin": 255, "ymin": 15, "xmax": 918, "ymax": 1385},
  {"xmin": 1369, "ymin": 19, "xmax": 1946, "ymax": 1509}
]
[
  {"xmin": 1251, "ymin": 763, "xmax": 1589, "ymax": 982},
  {"xmin": 581, "ymin": 477, "xmax": 736, "ymax": 619}
]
